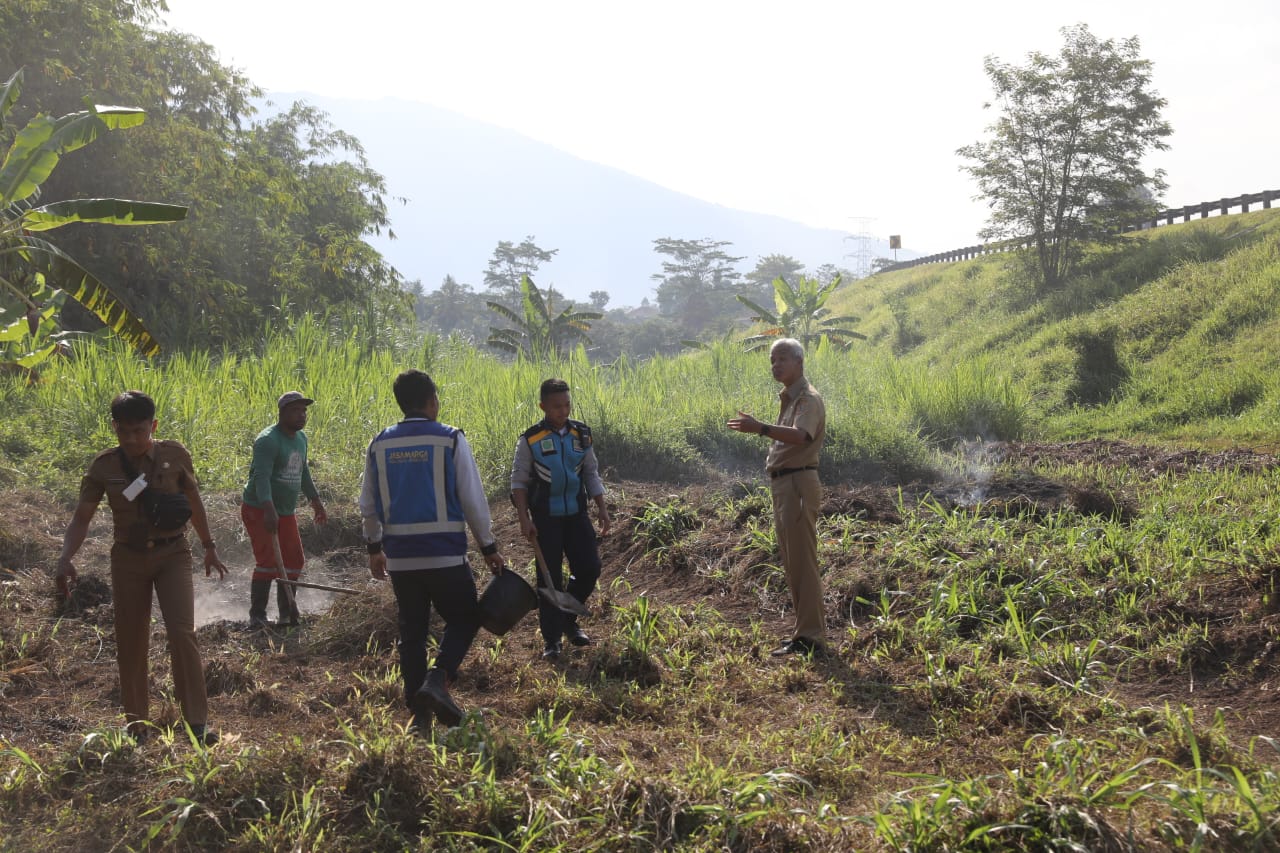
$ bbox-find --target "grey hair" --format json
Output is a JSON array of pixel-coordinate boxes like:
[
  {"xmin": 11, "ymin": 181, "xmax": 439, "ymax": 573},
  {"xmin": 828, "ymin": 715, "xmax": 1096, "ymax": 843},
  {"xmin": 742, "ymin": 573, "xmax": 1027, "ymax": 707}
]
[{"xmin": 770, "ymin": 337, "xmax": 804, "ymax": 361}]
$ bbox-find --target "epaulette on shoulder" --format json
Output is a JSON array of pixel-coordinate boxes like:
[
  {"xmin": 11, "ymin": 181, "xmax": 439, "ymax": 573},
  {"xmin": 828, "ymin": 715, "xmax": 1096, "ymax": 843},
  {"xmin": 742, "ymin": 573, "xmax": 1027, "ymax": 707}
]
[
  {"xmin": 568, "ymin": 419, "xmax": 592, "ymax": 444},
  {"xmin": 523, "ymin": 423, "xmax": 550, "ymax": 444}
]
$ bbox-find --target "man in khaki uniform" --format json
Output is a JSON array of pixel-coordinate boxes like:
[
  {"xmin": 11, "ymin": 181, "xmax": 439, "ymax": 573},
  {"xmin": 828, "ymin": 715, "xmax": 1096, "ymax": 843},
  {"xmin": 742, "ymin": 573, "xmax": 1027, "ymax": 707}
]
[
  {"xmin": 727, "ymin": 338, "xmax": 827, "ymax": 656},
  {"xmin": 56, "ymin": 391, "xmax": 227, "ymax": 743}
]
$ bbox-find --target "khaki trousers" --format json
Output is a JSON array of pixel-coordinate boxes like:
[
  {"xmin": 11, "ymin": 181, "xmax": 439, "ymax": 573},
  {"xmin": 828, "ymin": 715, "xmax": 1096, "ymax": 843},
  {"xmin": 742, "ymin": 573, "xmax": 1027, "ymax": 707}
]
[
  {"xmin": 109, "ymin": 541, "xmax": 208, "ymax": 726},
  {"xmin": 771, "ymin": 469, "xmax": 826, "ymax": 644}
]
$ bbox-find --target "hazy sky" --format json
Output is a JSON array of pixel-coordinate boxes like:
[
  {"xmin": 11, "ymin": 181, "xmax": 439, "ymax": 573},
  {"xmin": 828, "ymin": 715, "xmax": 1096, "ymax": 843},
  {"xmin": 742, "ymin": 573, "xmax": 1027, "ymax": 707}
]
[{"xmin": 160, "ymin": 0, "xmax": 1278, "ymax": 254}]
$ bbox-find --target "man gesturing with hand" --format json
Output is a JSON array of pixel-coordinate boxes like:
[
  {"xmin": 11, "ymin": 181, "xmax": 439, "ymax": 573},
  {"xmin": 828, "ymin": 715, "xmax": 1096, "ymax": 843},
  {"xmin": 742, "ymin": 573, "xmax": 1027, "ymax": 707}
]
[{"xmin": 728, "ymin": 338, "xmax": 827, "ymax": 657}]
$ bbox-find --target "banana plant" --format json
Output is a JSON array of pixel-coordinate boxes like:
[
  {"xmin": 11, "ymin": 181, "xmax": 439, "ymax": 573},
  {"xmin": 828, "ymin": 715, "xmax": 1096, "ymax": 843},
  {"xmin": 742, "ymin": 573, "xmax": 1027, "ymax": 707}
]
[
  {"xmin": 0, "ymin": 68, "xmax": 188, "ymax": 367},
  {"xmin": 485, "ymin": 275, "xmax": 601, "ymax": 361},
  {"xmin": 736, "ymin": 274, "xmax": 866, "ymax": 352},
  {"xmin": 0, "ymin": 278, "xmax": 113, "ymax": 377}
]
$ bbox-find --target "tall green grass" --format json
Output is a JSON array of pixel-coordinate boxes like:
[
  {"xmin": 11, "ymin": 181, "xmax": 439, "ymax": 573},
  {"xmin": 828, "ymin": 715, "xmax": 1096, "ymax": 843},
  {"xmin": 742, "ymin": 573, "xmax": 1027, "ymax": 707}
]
[{"xmin": 0, "ymin": 318, "xmax": 1031, "ymax": 499}]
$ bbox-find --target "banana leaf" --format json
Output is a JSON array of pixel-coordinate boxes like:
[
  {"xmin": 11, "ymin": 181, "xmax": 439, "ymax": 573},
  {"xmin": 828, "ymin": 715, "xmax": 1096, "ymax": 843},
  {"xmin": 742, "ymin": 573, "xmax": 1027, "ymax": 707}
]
[
  {"xmin": 21, "ymin": 198, "xmax": 187, "ymax": 232},
  {"xmin": 0, "ymin": 106, "xmax": 147, "ymax": 204},
  {"xmin": 15, "ymin": 235, "xmax": 159, "ymax": 357}
]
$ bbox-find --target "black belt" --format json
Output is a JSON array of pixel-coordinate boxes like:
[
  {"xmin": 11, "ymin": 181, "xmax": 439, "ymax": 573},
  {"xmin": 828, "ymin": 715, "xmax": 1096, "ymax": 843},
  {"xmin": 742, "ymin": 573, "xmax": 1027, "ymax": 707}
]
[
  {"xmin": 119, "ymin": 534, "xmax": 185, "ymax": 551},
  {"xmin": 770, "ymin": 466, "xmax": 817, "ymax": 479}
]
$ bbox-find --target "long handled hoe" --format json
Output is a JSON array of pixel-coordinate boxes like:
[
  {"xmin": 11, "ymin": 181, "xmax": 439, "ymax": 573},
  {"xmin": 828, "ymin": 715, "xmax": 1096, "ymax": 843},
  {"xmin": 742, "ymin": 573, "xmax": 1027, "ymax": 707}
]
[{"xmin": 270, "ymin": 533, "xmax": 300, "ymax": 624}]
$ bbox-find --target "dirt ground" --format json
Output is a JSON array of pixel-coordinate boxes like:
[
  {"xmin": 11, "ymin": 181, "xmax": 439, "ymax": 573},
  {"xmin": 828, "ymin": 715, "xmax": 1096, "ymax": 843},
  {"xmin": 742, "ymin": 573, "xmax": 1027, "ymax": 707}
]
[{"xmin": 2, "ymin": 439, "xmax": 1279, "ymax": 757}]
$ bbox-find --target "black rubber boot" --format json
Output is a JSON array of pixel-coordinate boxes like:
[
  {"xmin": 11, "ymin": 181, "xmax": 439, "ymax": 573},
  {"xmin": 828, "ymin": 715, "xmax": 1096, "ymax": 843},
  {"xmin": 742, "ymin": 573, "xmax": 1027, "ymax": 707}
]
[
  {"xmin": 413, "ymin": 667, "xmax": 463, "ymax": 727},
  {"xmin": 276, "ymin": 579, "xmax": 300, "ymax": 626},
  {"xmin": 248, "ymin": 579, "xmax": 272, "ymax": 630}
]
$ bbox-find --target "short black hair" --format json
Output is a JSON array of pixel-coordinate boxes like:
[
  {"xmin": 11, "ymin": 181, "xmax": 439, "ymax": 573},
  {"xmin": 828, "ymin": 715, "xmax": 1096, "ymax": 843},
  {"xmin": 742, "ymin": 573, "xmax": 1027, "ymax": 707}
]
[
  {"xmin": 393, "ymin": 369, "xmax": 437, "ymax": 415},
  {"xmin": 110, "ymin": 390, "xmax": 156, "ymax": 423},
  {"xmin": 540, "ymin": 378, "xmax": 570, "ymax": 401}
]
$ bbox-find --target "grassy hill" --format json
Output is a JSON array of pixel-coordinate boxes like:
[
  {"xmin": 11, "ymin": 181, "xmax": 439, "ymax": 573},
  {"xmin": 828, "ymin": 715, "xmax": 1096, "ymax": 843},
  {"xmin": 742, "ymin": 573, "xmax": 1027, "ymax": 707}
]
[{"xmin": 832, "ymin": 209, "xmax": 1280, "ymax": 446}]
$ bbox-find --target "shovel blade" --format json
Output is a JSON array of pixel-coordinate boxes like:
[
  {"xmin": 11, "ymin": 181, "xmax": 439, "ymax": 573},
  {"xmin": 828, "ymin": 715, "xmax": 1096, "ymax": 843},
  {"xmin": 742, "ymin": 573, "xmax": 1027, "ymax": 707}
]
[{"xmin": 538, "ymin": 587, "xmax": 590, "ymax": 617}]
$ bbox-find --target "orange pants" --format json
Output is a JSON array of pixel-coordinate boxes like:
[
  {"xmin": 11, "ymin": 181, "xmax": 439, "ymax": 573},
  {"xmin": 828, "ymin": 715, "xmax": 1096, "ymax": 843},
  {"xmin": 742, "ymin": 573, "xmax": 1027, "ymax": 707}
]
[
  {"xmin": 109, "ymin": 540, "xmax": 208, "ymax": 726},
  {"xmin": 241, "ymin": 503, "xmax": 304, "ymax": 582}
]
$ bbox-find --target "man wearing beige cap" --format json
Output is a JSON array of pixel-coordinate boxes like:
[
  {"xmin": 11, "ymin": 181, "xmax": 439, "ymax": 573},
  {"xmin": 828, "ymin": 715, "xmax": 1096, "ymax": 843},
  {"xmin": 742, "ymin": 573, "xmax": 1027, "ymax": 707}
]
[{"xmin": 241, "ymin": 391, "xmax": 328, "ymax": 628}]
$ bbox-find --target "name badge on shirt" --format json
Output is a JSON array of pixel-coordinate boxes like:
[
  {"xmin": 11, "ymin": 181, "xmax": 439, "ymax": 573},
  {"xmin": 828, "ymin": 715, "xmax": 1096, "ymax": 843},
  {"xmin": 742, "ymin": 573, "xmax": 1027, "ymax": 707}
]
[
  {"xmin": 572, "ymin": 438, "xmax": 583, "ymax": 452},
  {"xmin": 122, "ymin": 474, "xmax": 148, "ymax": 501},
  {"xmin": 540, "ymin": 438, "xmax": 556, "ymax": 454}
]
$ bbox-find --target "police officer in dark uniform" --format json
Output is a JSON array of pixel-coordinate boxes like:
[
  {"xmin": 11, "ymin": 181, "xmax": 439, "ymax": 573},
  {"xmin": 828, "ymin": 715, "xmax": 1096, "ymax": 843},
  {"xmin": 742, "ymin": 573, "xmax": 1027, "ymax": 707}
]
[
  {"xmin": 510, "ymin": 378, "xmax": 612, "ymax": 659},
  {"xmin": 56, "ymin": 390, "xmax": 226, "ymax": 743}
]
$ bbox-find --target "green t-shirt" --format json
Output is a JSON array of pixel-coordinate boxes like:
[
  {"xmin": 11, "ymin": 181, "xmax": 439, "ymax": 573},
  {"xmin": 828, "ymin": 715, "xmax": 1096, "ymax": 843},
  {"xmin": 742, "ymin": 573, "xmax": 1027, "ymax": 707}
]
[{"xmin": 241, "ymin": 423, "xmax": 318, "ymax": 515}]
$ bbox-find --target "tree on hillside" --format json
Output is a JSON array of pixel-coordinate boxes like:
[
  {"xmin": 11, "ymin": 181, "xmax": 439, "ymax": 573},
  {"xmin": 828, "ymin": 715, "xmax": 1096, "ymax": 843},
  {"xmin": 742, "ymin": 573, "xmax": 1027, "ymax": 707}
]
[
  {"xmin": 745, "ymin": 254, "xmax": 805, "ymax": 303},
  {"xmin": 813, "ymin": 263, "xmax": 855, "ymax": 286},
  {"xmin": 650, "ymin": 237, "xmax": 745, "ymax": 334},
  {"xmin": 485, "ymin": 276, "xmax": 601, "ymax": 361},
  {"xmin": 414, "ymin": 275, "xmax": 490, "ymax": 341},
  {"xmin": 483, "ymin": 236, "xmax": 558, "ymax": 302},
  {"xmin": 3, "ymin": 0, "xmax": 408, "ymax": 347},
  {"xmin": 957, "ymin": 24, "xmax": 1171, "ymax": 293},
  {"xmin": 736, "ymin": 275, "xmax": 865, "ymax": 352},
  {"xmin": 586, "ymin": 314, "xmax": 685, "ymax": 363},
  {"xmin": 0, "ymin": 69, "xmax": 186, "ymax": 370},
  {"xmin": 588, "ymin": 290, "xmax": 610, "ymax": 311},
  {"xmin": 3, "ymin": 0, "xmax": 260, "ymax": 343},
  {"xmin": 238, "ymin": 102, "xmax": 400, "ymax": 313}
]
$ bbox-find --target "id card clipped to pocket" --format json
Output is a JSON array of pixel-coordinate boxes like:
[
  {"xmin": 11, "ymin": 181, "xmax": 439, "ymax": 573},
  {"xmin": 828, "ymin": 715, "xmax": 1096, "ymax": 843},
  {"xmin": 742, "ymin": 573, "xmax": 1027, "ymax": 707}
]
[{"xmin": 122, "ymin": 474, "xmax": 148, "ymax": 501}]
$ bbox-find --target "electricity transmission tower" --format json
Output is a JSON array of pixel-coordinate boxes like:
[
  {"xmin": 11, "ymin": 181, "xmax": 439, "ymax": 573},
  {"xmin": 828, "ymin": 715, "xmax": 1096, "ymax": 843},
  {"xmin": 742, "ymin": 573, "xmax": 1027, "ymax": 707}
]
[{"xmin": 843, "ymin": 217, "xmax": 876, "ymax": 279}]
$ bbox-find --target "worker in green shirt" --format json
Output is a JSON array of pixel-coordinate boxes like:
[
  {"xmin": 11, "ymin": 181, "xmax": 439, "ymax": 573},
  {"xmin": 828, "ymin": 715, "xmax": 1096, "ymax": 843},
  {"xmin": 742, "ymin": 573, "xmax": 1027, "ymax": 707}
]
[{"xmin": 241, "ymin": 391, "xmax": 328, "ymax": 628}]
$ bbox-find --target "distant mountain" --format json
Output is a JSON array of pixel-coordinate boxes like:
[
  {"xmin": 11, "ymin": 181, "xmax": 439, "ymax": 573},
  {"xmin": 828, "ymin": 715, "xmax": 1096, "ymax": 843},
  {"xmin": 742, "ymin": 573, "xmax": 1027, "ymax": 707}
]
[{"xmin": 268, "ymin": 93, "xmax": 905, "ymax": 307}]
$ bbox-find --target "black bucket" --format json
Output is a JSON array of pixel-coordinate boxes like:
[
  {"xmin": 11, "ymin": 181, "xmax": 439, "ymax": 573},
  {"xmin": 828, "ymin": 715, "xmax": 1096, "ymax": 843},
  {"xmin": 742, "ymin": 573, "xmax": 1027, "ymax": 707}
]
[{"xmin": 478, "ymin": 569, "xmax": 538, "ymax": 635}]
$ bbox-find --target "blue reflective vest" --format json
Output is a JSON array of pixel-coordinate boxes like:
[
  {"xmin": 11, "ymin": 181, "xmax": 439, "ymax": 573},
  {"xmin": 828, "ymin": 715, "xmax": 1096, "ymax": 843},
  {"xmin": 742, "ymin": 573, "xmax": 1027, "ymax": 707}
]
[
  {"xmin": 522, "ymin": 419, "xmax": 592, "ymax": 517},
  {"xmin": 367, "ymin": 420, "xmax": 466, "ymax": 560}
]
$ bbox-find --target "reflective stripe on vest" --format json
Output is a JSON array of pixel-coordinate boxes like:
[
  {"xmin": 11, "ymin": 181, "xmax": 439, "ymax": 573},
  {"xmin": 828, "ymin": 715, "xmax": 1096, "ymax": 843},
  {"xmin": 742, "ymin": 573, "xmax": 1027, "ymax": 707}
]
[
  {"xmin": 371, "ymin": 431, "xmax": 466, "ymax": 548},
  {"xmin": 373, "ymin": 432, "xmax": 465, "ymax": 532},
  {"xmin": 527, "ymin": 426, "xmax": 587, "ymax": 516}
]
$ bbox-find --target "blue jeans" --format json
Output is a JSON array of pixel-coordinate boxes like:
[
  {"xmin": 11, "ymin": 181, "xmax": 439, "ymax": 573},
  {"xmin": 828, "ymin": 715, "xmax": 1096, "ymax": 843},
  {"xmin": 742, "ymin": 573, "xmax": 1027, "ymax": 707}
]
[{"xmin": 389, "ymin": 564, "xmax": 479, "ymax": 706}]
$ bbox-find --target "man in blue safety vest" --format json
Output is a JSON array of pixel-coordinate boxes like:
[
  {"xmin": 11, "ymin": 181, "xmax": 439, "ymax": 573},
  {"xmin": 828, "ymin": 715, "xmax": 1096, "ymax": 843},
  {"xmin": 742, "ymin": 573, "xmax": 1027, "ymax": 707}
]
[
  {"xmin": 360, "ymin": 369, "xmax": 506, "ymax": 730},
  {"xmin": 511, "ymin": 378, "xmax": 612, "ymax": 660}
]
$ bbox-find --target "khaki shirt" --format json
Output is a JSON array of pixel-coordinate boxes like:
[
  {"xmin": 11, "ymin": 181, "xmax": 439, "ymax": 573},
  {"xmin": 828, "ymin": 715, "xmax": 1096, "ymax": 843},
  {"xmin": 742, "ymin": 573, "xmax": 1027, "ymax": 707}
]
[
  {"xmin": 78, "ymin": 440, "xmax": 198, "ymax": 544},
  {"xmin": 765, "ymin": 378, "xmax": 826, "ymax": 473}
]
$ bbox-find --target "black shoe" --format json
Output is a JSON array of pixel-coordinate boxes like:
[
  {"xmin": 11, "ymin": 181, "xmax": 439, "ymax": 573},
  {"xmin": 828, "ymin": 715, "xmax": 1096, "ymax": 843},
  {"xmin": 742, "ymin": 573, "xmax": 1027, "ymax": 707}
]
[
  {"xmin": 542, "ymin": 641, "xmax": 562, "ymax": 660},
  {"xmin": 187, "ymin": 723, "xmax": 219, "ymax": 746},
  {"xmin": 565, "ymin": 626, "xmax": 592, "ymax": 647},
  {"xmin": 770, "ymin": 638, "xmax": 822, "ymax": 657},
  {"xmin": 413, "ymin": 669, "xmax": 463, "ymax": 727}
]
